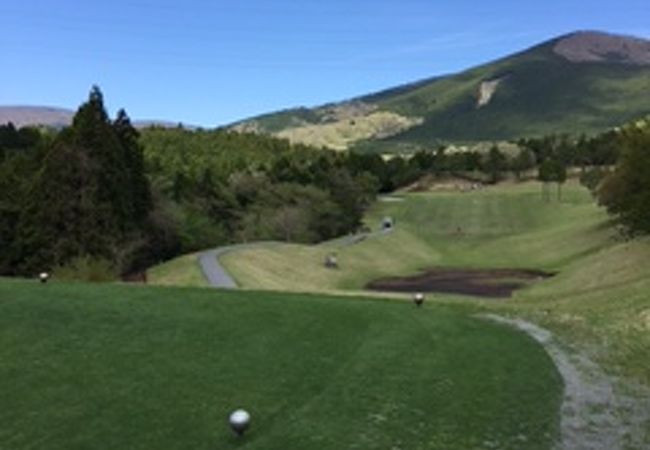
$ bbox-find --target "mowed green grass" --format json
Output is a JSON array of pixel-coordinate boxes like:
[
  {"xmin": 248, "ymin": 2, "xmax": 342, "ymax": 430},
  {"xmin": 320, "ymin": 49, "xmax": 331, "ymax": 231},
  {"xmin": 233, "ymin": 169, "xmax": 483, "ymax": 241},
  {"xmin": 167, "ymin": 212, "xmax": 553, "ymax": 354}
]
[
  {"xmin": 220, "ymin": 181, "xmax": 650, "ymax": 384},
  {"xmin": 221, "ymin": 181, "xmax": 609, "ymax": 292},
  {"xmin": 505, "ymin": 235, "xmax": 650, "ymax": 383},
  {"xmin": 0, "ymin": 279, "xmax": 561, "ymax": 450},
  {"xmin": 147, "ymin": 252, "xmax": 208, "ymax": 287}
]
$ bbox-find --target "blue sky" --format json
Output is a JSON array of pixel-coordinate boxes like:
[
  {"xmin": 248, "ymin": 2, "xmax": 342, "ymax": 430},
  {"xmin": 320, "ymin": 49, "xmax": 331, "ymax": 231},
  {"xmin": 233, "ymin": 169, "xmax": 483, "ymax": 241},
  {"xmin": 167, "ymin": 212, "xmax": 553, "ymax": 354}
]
[{"xmin": 1, "ymin": 0, "xmax": 648, "ymax": 126}]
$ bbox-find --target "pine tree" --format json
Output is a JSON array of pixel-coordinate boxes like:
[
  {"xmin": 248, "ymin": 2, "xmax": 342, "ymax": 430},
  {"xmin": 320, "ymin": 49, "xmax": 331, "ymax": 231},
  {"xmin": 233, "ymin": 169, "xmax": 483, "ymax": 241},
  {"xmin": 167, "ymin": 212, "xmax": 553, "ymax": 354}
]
[
  {"xmin": 484, "ymin": 145, "xmax": 507, "ymax": 184},
  {"xmin": 16, "ymin": 86, "xmax": 153, "ymax": 273},
  {"xmin": 113, "ymin": 109, "xmax": 152, "ymax": 226}
]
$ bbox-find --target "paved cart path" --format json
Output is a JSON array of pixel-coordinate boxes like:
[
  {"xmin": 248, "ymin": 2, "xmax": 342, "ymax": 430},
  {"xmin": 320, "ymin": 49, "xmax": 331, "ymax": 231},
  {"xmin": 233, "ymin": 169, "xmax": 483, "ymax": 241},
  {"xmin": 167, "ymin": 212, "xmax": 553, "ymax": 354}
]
[
  {"xmin": 198, "ymin": 242, "xmax": 281, "ymax": 288},
  {"xmin": 198, "ymin": 246, "xmax": 239, "ymax": 288}
]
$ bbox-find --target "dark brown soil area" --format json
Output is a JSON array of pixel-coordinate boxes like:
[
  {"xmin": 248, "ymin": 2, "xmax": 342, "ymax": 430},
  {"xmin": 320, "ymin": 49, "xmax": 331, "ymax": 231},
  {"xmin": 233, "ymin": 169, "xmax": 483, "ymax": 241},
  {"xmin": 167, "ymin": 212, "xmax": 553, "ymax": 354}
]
[{"xmin": 366, "ymin": 268, "xmax": 554, "ymax": 298}]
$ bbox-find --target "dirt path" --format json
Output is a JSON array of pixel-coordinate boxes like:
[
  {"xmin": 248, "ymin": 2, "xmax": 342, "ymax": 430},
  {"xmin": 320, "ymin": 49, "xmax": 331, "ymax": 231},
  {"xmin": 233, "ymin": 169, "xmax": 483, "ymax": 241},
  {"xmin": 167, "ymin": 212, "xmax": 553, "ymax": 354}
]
[{"xmin": 481, "ymin": 314, "xmax": 650, "ymax": 450}]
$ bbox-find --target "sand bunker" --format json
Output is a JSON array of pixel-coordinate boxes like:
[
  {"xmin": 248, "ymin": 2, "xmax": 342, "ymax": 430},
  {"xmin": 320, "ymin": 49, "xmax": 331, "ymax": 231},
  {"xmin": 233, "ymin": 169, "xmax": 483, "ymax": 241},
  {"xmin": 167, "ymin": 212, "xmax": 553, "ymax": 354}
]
[{"xmin": 366, "ymin": 268, "xmax": 553, "ymax": 298}]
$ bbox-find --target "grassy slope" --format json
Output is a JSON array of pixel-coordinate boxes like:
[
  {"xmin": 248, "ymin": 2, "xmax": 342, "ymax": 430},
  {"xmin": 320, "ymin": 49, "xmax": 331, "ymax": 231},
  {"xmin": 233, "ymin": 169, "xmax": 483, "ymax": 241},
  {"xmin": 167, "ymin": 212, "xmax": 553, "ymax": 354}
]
[
  {"xmin": 0, "ymin": 280, "xmax": 560, "ymax": 450},
  {"xmin": 222, "ymin": 182, "xmax": 609, "ymax": 291},
  {"xmin": 221, "ymin": 182, "xmax": 650, "ymax": 383},
  {"xmin": 147, "ymin": 252, "xmax": 207, "ymax": 287},
  {"xmin": 276, "ymin": 111, "xmax": 420, "ymax": 150},
  {"xmin": 507, "ymin": 237, "xmax": 650, "ymax": 383}
]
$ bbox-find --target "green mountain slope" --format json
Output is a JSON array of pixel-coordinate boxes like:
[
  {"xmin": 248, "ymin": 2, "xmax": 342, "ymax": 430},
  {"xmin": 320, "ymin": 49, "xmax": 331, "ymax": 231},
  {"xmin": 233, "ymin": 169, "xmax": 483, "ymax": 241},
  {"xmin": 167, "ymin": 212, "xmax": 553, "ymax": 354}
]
[{"xmin": 233, "ymin": 31, "xmax": 650, "ymax": 151}]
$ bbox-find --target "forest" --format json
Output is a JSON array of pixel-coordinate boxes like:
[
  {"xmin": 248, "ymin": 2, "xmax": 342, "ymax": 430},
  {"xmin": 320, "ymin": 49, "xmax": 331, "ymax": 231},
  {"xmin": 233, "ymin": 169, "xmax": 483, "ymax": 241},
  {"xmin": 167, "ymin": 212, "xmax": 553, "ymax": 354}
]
[{"xmin": 1, "ymin": 87, "xmax": 648, "ymax": 279}]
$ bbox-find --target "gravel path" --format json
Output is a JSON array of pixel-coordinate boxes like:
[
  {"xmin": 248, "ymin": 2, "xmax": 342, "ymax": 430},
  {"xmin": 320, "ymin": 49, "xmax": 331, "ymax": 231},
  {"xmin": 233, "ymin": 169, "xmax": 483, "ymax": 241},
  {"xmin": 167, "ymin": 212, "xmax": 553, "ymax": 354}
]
[
  {"xmin": 198, "ymin": 242, "xmax": 279, "ymax": 288},
  {"xmin": 198, "ymin": 246, "xmax": 239, "ymax": 288},
  {"xmin": 481, "ymin": 314, "xmax": 650, "ymax": 450}
]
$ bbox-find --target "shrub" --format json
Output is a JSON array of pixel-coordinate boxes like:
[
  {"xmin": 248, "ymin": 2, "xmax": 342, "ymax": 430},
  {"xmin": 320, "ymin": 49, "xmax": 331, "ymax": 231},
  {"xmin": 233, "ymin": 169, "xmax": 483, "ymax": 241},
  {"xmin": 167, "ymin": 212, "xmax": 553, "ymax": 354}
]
[{"xmin": 52, "ymin": 256, "xmax": 118, "ymax": 282}]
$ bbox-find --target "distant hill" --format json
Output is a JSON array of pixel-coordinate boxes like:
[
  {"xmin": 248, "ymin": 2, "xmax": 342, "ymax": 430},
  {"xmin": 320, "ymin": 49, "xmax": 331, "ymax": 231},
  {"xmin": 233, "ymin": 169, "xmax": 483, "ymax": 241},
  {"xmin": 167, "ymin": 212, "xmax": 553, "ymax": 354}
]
[
  {"xmin": 0, "ymin": 106, "xmax": 190, "ymax": 130},
  {"xmin": 232, "ymin": 31, "xmax": 650, "ymax": 152},
  {"xmin": 0, "ymin": 106, "xmax": 74, "ymax": 129}
]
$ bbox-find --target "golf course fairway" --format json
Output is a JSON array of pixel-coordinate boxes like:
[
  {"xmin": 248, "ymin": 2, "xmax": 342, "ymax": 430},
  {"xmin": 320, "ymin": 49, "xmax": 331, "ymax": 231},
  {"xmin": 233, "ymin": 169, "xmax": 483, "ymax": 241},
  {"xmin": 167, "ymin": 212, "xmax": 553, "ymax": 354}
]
[
  {"xmin": 218, "ymin": 181, "xmax": 609, "ymax": 293},
  {"xmin": 150, "ymin": 181, "xmax": 650, "ymax": 386},
  {"xmin": 0, "ymin": 279, "xmax": 561, "ymax": 450}
]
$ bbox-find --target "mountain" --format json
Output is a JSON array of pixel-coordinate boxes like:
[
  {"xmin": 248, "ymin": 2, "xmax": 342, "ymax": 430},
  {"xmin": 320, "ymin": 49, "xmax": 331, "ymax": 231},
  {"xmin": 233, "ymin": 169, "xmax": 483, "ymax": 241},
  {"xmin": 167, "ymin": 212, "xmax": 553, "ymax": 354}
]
[
  {"xmin": 232, "ymin": 31, "xmax": 650, "ymax": 152},
  {"xmin": 0, "ymin": 106, "xmax": 189, "ymax": 130},
  {"xmin": 0, "ymin": 106, "xmax": 74, "ymax": 129}
]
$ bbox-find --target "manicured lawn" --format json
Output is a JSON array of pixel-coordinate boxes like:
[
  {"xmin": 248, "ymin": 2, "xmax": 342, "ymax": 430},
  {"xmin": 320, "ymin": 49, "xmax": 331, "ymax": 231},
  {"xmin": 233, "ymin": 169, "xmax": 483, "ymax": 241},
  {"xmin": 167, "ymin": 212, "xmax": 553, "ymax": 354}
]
[
  {"xmin": 505, "ymin": 236, "xmax": 650, "ymax": 384},
  {"xmin": 0, "ymin": 279, "xmax": 561, "ymax": 450},
  {"xmin": 221, "ymin": 181, "xmax": 610, "ymax": 292},
  {"xmin": 146, "ymin": 180, "xmax": 650, "ymax": 385},
  {"xmin": 147, "ymin": 252, "xmax": 207, "ymax": 287},
  {"xmin": 219, "ymin": 181, "xmax": 650, "ymax": 384}
]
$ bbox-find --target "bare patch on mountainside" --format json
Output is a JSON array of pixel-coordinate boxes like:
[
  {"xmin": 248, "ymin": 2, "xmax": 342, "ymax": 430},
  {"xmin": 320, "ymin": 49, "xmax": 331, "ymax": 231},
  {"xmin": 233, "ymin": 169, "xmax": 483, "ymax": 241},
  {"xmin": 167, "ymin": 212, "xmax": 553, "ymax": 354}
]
[
  {"xmin": 232, "ymin": 101, "xmax": 379, "ymax": 136},
  {"xmin": 477, "ymin": 77, "xmax": 505, "ymax": 108},
  {"xmin": 232, "ymin": 100, "xmax": 422, "ymax": 150},
  {"xmin": 554, "ymin": 31, "xmax": 650, "ymax": 65},
  {"xmin": 276, "ymin": 111, "xmax": 422, "ymax": 150},
  {"xmin": 318, "ymin": 101, "xmax": 377, "ymax": 122}
]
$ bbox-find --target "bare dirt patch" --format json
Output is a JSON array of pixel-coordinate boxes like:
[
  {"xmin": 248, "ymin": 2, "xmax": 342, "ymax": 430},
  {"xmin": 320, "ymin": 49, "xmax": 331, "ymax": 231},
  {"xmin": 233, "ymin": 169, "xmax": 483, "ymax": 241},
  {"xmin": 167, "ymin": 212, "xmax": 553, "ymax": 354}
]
[
  {"xmin": 402, "ymin": 175, "xmax": 483, "ymax": 193},
  {"xmin": 366, "ymin": 268, "xmax": 553, "ymax": 298}
]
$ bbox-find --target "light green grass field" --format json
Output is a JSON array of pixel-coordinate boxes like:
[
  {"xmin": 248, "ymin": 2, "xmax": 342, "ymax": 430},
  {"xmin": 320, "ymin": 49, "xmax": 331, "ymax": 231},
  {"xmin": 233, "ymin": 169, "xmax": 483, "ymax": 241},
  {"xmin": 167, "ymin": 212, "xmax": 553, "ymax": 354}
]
[
  {"xmin": 147, "ymin": 252, "xmax": 208, "ymax": 287},
  {"xmin": 218, "ymin": 181, "xmax": 650, "ymax": 384},
  {"xmin": 5, "ymin": 180, "xmax": 650, "ymax": 448},
  {"xmin": 0, "ymin": 279, "xmax": 561, "ymax": 450},
  {"xmin": 147, "ymin": 181, "xmax": 650, "ymax": 383},
  {"xmin": 221, "ymin": 181, "xmax": 610, "ymax": 291}
]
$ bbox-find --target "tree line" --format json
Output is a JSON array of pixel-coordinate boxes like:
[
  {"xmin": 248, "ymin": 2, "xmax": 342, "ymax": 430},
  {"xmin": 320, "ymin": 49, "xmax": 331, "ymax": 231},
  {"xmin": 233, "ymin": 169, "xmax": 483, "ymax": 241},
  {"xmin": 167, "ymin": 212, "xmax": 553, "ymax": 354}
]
[
  {"xmin": 0, "ymin": 88, "xmax": 384, "ymax": 278},
  {"xmin": 1, "ymin": 88, "xmax": 152, "ymax": 277},
  {"xmin": 1, "ymin": 86, "xmax": 648, "ymax": 279},
  {"xmin": 595, "ymin": 120, "xmax": 650, "ymax": 235}
]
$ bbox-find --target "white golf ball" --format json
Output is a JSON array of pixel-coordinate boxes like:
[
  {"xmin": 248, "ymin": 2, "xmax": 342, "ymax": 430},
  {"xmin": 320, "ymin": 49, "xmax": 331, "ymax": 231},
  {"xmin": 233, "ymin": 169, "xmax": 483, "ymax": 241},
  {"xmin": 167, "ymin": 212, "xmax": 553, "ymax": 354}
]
[{"xmin": 229, "ymin": 409, "xmax": 250, "ymax": 435}]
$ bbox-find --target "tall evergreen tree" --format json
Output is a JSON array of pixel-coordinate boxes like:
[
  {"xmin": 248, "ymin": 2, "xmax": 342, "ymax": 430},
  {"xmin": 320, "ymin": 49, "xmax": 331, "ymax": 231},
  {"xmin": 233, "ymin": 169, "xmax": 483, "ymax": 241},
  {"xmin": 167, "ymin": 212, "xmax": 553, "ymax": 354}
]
[
  {"xmin": 16, "ymin": 86, "xmax": 153, "ymax": 273},
  {"xmin": 113, "ymin": 108, "xmax": 152, "ymax": 225},
  {"xmin": 17, "ymin": 137, "xmax": 110, "ymax": 270}
]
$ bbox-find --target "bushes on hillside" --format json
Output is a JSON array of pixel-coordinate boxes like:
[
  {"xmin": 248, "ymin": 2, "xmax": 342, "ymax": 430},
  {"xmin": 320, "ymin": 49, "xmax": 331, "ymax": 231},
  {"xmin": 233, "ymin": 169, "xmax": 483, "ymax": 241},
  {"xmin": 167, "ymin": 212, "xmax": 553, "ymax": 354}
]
[
  {"xmin": 52, "ymin": 255, "xmax": 118, "ymax": 282},
  {"xmin": 597, "ymin": 125, "xmax": 650, "ymax": 234}
]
